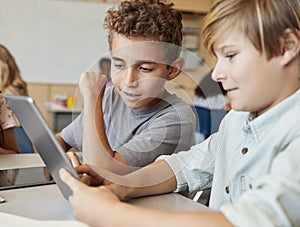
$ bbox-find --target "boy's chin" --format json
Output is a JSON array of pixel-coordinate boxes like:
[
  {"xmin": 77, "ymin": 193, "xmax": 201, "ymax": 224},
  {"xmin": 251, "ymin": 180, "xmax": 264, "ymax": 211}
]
[{"xmin": 123, "ymin": 98, "xmax": 159, "ymax": 110}]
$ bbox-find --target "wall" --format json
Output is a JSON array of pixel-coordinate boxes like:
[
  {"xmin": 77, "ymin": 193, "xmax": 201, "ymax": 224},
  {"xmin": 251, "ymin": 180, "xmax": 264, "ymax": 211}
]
[
  {"xmin": 0, "ymin": 0, "xmax": 113, "ymax": 84},
  {"xmin": 27, "ymin": 82, "xmax": 79, "ymax": 126},
  {"xmin": 172, "ymin": 0, "xmax": 213, "ymax": 13}
]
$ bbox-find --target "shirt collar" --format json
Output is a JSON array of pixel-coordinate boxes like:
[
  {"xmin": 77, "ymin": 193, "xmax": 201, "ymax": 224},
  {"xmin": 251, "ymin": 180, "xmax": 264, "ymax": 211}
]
[{"xmin": 244, "ymin": 89, "xmax": 300, "ymax": 141}]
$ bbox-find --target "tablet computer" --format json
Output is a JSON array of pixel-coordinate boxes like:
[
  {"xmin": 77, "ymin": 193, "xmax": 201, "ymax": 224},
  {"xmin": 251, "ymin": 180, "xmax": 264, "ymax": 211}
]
[{"xmin": 4, "ymin": 95, "xmax": 80, "ymax": 199}]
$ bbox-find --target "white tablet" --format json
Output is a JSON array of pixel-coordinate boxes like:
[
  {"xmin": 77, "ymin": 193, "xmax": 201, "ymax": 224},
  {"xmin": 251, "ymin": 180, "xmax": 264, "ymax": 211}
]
[{"xmin": 4, "ymin": 95, "xmax": 80, "ymax": 199}]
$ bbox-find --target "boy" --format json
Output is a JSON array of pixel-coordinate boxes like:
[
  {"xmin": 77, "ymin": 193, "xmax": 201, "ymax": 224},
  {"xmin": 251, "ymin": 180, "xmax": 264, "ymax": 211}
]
[
  {"xmin": 60, "ymin": 0, "xmax": 300, "ymax": 226},
  {"xmin": 56, "ymin": 0, "xmax": 195, "ymax": 170}
]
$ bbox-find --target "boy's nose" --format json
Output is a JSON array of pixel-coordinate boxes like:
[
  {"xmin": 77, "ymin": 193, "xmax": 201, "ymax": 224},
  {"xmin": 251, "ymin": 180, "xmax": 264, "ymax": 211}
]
[
  {"xmin": 211, "ymin": 62, "xmax": 226, "ymax": 82},
  {"xmin": 124, "ymin": 66, "xmax": 138, "ymax": 87}
]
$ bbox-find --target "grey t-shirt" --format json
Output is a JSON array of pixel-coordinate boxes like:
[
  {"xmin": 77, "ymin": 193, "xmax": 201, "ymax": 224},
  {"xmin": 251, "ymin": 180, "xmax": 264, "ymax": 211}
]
[{"xmin": 62, "ymin": 85, "xmax": 195, "ymax": 167}]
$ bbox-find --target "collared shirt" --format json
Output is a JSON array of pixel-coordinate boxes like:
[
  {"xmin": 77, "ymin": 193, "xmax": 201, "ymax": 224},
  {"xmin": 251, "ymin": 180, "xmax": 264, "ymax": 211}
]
[{"xmin": 159, "ymin": 89, "xmax": 300, "ymax": 226}]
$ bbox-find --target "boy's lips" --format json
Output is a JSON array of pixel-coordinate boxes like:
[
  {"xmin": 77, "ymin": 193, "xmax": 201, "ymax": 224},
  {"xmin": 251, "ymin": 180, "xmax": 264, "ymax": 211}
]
[
  {"xmin": 122, "ymin": 90, "xmax": 142, "ymax": 101},
  {"xmin": 224, "ymin": 86, "xmax": 237, "ymax": 92},
  {"xmin": 227, "ymin": 88, "xmax": 236, "ymax": 92},
  {"xmin": 226, "ymin": 87, "xmax": 238, "ymax": 97}
]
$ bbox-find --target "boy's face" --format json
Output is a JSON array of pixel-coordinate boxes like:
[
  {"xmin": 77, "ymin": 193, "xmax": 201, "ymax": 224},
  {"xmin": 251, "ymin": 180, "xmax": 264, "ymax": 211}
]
[
  {"xmin": 110, "ymin": 34, "xmax": 173, "ymax": 110},
  {"xmin": 212, "ymin": 29, "xmax": 291, "ymax": 116}
]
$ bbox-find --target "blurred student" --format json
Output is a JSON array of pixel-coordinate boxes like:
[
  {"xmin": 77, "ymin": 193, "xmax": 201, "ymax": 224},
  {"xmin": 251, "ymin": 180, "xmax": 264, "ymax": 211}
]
[
  {"xmin": 99, "ymin": 57, "xmax": 111, "ymax": 79},
  {"xmin": 0, "ymin": 93, "xmax": 20, "ymax": 186},
  {"xmin": 99, "ymin": 57, "xmax": 112, "ymax": 86},
  {"xmin": 0, "ymin": 44, "xmax": 28, "ymax": 96},
  {"xmin": 60, "ymin": 0, "xmax": 300, "ymax": 226},
  {"xmin": 0, "ymin": 44, "xmax": 28, "ymax": 186},
  {"xmin": 56, "ymin": 0, "xmax": 195, "ymax": 171}
]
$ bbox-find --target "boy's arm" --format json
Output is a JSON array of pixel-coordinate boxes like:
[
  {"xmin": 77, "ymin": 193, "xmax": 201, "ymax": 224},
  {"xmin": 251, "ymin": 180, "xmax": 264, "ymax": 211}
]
[
  {"xmin": 60, "ymin": 167, "xmax": 233, "ymax": 227},
  {"xmin": 75, "ymin": 159, "xmax": 177, "ymax": 199},
  {"xmin": 55, "ymin": 132, "xmax": 72, "ymax": 152},
  {"xmin": 109, "ymin": 160, "xmax": 177, "ymax": 199},
  {"xmin": 80, "ymin": 72, "xmax": 129, "ymax": 174},
  {"xmin": 93, "ymin": 90, "xmax": 128, "ymax": 165}
]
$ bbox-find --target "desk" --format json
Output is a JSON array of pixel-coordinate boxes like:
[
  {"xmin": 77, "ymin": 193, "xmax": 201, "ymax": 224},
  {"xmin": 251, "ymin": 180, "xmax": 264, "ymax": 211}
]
[
  {"xmin": 0, "ymin": 154, "xmax": 207, "ymax": 221},
  {"xmin": 45, "ymin": 105, "xmax": 82, "ymax": 133},
  {"xmin": 0, "ymin": 184, "xmax": 206, "ymax": 221}
]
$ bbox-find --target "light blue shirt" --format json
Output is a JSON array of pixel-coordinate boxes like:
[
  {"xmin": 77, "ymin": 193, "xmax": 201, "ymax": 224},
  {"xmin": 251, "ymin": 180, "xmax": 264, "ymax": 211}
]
[{"xmin": 159, "ymin": 89, "xmax": 300, "ymax": 226}]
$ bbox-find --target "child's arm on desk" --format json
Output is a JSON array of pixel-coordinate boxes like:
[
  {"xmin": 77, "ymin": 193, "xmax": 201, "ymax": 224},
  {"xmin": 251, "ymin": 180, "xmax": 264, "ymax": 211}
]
[{"xmin": 60, "ymin": 165, "xmax": 233, "ymax": 227}]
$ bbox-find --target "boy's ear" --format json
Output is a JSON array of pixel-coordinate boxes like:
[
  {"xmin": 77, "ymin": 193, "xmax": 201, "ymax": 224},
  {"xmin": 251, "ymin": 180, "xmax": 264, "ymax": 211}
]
[
  {"xmin": 166, "ymin": 57, "xmax": 185, "ymax": 81},
  {"xmin": 280, "ymin": 28, "xmax": 300, "ymax": 66}
]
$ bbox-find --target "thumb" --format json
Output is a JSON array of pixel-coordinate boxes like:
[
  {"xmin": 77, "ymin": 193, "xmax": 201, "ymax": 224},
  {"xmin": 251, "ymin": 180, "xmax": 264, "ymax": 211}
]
[{"xmin": 59, "ymin": 168, "xmax": 85, "ymax": 193}]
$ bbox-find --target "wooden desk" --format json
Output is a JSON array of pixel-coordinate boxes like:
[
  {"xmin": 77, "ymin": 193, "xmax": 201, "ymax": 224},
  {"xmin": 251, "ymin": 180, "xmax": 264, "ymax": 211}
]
[
  {"xmin": 0, "ymin": 184, "xmax": 206, "ymax": 221},
  {"xmin": 0, "ymin": 154, "xmax": 207, "ymax": 221}
]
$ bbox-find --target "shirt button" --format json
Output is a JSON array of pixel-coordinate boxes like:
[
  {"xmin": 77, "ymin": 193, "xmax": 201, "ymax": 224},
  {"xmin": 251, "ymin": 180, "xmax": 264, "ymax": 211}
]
[
  {"xmin": 241, "ymin": 147, "xmax": 248, "ymax": 155},
  {"xmin": 225, "ymin": 185, "xmax": 230, "ymax": 194}
]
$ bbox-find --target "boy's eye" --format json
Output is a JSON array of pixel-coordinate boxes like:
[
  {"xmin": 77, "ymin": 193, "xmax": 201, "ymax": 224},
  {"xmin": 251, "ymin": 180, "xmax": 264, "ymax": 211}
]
[
  {"xmin": 225, "ymin": 53, "xmax": 236, "ymax": 60},
  {"xmin": 139, "ymin": 66, "xmax": 153, "ymax": 72},
  {"xmin": 114, "ymin": 64, "xmax": 126, "ymax": 70}
]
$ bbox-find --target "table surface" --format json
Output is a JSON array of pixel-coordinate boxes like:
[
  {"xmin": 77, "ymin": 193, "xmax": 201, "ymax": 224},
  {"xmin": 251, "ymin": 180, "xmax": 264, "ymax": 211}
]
[
  {"xmin": 0, "ymin": 184, "xmax": 206, "ymax": 221},
  {"xmin": 0, "ymin": 154, "xmax": 207, "ymax": 221}
]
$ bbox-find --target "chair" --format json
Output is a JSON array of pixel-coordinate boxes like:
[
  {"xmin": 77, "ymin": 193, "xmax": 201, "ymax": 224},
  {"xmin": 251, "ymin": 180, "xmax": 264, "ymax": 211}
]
[
  {"xmin": 192, "ymin": 106, "xmax": 227, "ymax": 205},
  {"xmin": 193, "ymin": 106, "xmax": 227, "ymax": 139},
  {"xmin": 14, "ymin": 127, "xmax": 34, "ymax": 153}
]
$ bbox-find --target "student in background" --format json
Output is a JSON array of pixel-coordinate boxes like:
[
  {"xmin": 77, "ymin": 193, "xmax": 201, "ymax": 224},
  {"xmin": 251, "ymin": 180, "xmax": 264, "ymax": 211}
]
[
  {"xmin": 99, "ymin": 57, "xmax": 112, "ymax": 86},
  {"xmin": 0, "ymin": 44, "xmax": 32, "ymax": 153},
  {"xmin": 0, "ymin": 44, "xmax": 25, "ymax": 186},
  {"xmin": 0, "ymin": 93, "xmax": 20, "ymax": 186},
  {"xmin": 0, "ymin": 44, "xmax": 28, "ymax": 96},
  {"xmin": 0, "ymin": 94, "xmax": 20, "ymax": 155},
  {"xmin": 60, "ymin": 0, "xmax": 300, "ymax": 226},
  {"xmin": 99, "ymin": 57, "xmax": 111, "ymax": 80},
  {"xmin": 56, "ymin": 0, "xmax": 195, "ymax": 171}
]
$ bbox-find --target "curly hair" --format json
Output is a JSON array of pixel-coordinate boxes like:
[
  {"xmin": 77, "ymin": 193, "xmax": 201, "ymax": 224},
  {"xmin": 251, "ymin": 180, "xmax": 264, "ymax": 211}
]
[
  {"xmin": 104, "ymin": 0, "xmax": 183, "ymax": 50},
  {"xmin": 0, "ymin": 44, "xmax": 28, "ymax": 96}
]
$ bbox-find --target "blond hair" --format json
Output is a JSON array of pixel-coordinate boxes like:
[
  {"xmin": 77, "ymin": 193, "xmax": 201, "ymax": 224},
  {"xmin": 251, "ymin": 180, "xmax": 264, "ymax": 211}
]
[
  {"xmin": 0, "ymin": 44, "xmax": 28, "ymax": 96},
  {"xmin": 203, "ymin": 0, "xmax": 300, "ymax": 59}
]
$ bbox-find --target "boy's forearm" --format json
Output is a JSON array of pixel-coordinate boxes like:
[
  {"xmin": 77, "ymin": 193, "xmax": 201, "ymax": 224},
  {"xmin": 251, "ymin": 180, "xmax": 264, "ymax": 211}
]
[
  {"xmin": 55, "ymin": 133, "xmax": 71, "ymax": 152},
  {"xmin": 83, "ymin": 94, "xmax": 111, "ymax": 158},
  {"xmin": 83, "ymin": 90, "xmax": 114, "ymax": 156},
  {"xmin": 96, "ymin": 201, "xmax": 233, "ymax": 227},
  {"xmin": 108, "ymin": 160, "xmax": 177, "ymax": 200},
  {"xmin": 83, "ymin": 91, "xmax": 130, "ymax": 175}
]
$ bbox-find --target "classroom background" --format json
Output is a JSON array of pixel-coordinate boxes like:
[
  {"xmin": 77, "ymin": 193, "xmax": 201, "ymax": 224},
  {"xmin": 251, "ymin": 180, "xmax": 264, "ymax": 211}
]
[{"xmin": 0, "ymin": 0, "xmax": 215, "ymax": 131}]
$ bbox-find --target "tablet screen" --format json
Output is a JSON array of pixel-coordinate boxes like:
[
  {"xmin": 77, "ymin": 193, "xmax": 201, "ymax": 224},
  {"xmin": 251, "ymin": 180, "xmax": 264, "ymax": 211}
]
[{"xmin": 0, "ymin": 166, "xmax": 54, "ymax": 191}]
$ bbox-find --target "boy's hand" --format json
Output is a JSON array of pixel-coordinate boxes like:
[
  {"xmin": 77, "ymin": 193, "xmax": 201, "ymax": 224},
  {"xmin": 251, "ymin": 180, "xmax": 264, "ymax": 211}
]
[
  {"xmin": 66, "ymin": 151, "xmax": 81, "ymax": 168},
  {"xmin": 59, "ymin": 168, "xmax": 120, "ymax": 225},
  {"xmin": 79, "ymin": 72, "xmax": 107, "ymax": 98},
  {"xmin": 66, "ymin": 152, "xmax": 108, "ymax": 186},
  {"xmin": 75, "ymin": 163, "xmax": 110, "ymax": 186}
]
